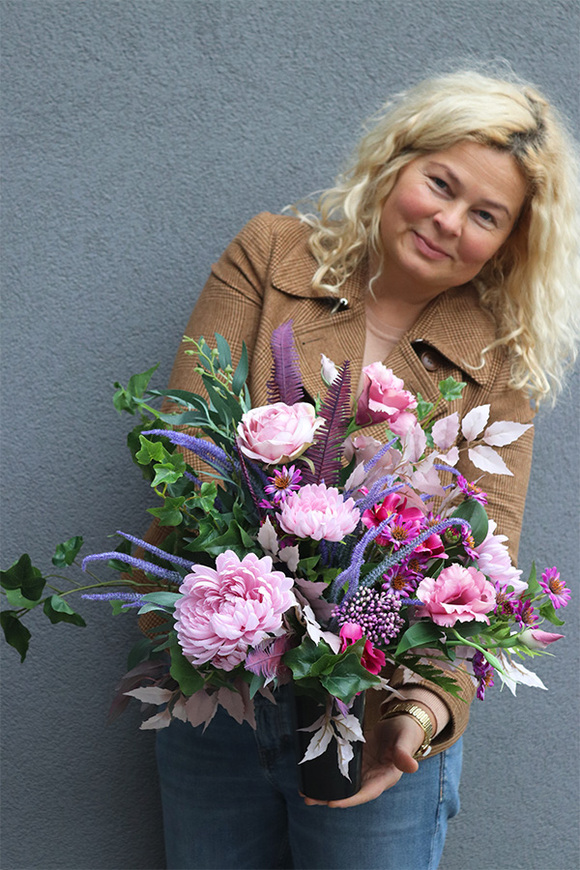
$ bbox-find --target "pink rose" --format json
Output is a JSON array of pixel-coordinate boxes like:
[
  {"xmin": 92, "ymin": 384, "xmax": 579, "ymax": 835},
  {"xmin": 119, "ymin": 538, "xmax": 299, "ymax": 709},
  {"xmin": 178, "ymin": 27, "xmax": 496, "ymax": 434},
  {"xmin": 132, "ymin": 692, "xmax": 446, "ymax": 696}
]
[
  {"xmin": 355, "ymin": 362, "xmax": 417, "ymax": 431},
  {"xmin": 278, "ymin": 483, "xmax": 360, "ymax": 542},
  {"xmin": 175, "ymin": 550, "xmax": 296, "ymax": 671},
  {"xmin": 237, "ymin": 402, "xmax": 324, "ymax": 465},
  {"xmin": 519, "ymin": 629, "xmax": 564, "ymax": 650},
  {"xmin": 415, "ymin": 564, "xmax": 496, "ymax": 627},
  {"xmin": 339, "ymin": 622, "xmax": 386, "ymax": 675}
]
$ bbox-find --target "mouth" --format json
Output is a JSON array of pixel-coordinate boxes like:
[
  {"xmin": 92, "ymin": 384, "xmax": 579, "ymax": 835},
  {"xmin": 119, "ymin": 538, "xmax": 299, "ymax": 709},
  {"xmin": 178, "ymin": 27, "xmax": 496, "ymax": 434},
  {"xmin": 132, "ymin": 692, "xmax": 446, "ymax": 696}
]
[{"xmin": 412, "ymin": 231, "xmax": 451, "ymax": 260}]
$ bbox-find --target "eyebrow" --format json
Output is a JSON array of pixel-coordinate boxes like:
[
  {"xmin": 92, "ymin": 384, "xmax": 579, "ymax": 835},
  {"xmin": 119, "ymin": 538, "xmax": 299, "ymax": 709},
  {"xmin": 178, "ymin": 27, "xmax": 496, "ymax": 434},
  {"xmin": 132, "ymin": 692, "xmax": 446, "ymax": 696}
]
[{"xmin": 427, "ymin": 161, "xmax": 514, "ymax": 220}]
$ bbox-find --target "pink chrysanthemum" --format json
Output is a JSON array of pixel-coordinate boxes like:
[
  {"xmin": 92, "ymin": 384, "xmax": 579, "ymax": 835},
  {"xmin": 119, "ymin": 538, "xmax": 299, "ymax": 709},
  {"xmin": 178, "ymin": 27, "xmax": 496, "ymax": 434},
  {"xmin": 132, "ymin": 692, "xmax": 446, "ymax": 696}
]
[
  {"xmin": 278, "ymin": 483, "xmax": 360, "ymax": 542},
  {"xmin": 175, "ymin": 550, "xmax": 295, "ymax": 671},
  {"xmin": 539, "ymin": 567, "xmax": 570, "ymax": 609}
]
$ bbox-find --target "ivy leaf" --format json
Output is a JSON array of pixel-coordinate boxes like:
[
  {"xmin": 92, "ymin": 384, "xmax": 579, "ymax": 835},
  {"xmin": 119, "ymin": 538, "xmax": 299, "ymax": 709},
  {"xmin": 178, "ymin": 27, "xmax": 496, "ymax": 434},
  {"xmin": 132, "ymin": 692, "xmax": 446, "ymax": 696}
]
[
  {"xmin": 135, "ymin": 435, "xmax": 172, "ymax": 466},
  {"xmin": 150, "ymin": 453, "xmax": 186, "ymax": 487},
  {"xmin": 52, "ymin": 536, "xmax": 84, "ymax": 567},
  {"xmin": 5, "ymin": 588, "xmax": 42, "ymax": 610},
  {"xmin": 43, "ymin": 595, "xmax": 87, "ymax": 627},
  {"xmin": 169, "ymin": 644, "xmax": 205, "ymax": 696},
  {"xmin": 0, "ymin": 553, "xmax": 45, "ymax": 601},
  {"xmin": 415, "ymin": 392, "xmax": 434, "ymax": 421},
  {"xmin": 147, "ymin": 497, "xmax": 186, "ymax": 526},
  {"xmin": 439, "ymin": 377, "xmax": 466, "ymax": 402},
  {"xmin": 0, "ymin": 611, "xmax": 32, "ymax": 661}
]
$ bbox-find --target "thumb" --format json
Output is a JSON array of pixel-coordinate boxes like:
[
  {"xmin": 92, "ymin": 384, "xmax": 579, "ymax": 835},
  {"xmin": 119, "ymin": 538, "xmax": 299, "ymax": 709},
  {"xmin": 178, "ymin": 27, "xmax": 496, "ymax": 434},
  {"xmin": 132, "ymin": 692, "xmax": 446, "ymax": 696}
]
[{"xmin": 389, "ymin": 718, "xmax": 423, "ymax": 774}]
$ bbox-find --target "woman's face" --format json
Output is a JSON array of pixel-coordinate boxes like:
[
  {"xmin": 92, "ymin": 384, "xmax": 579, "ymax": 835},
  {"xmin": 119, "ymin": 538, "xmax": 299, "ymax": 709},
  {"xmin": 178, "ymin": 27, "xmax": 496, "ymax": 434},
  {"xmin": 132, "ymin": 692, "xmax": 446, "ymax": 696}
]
[{"xmin": 378, "ymin": 141, "xmax": 527, "ymax": 299}]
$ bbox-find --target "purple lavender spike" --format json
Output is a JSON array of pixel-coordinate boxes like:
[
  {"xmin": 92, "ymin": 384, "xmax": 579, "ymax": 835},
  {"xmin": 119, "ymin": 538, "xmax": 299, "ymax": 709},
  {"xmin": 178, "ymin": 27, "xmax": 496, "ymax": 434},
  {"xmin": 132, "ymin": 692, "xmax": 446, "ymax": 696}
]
[
  {"xmin": 363, "ymin": 437, "xmax": 399, "ymax": 473},
  {"xmin": 81, "ymin": 552, "xmax": 182, "ymax": 583},
  {"xmin": 266, "ymin": 321, "xmax": 303, "ymax": 405},
  {"xmin": 145, "ymin": 430, "xmax": 234, "ymax": 475},
  {"xmin": 353, "ymin": 478, "xmax": 404, "ymax": 513},
  {"xmin": 81, "ymin": 591, "xmax": 146, "ymax": 603},
  {"xmin": 113, "ymin": 531, "xmax": 193, "ymax": 570},
  {"xmin": 184, "ymin": 470, "xmax": 202, "ymax": 486},
  {"xmin": 328, "ymin": 517, "xmax": 392, "ymax": 602}
]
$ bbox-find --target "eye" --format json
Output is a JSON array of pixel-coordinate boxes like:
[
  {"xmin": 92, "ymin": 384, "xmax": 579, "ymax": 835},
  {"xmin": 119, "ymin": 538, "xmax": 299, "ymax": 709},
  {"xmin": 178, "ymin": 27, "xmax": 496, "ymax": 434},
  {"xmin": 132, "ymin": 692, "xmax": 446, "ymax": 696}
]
[
  {"xmin": 430, "ymin": 176, "xmax": 449, "ymax": 192},
  {"xmin": 475, "ymin": 209, "xmax": 497, "ymax": 226}
]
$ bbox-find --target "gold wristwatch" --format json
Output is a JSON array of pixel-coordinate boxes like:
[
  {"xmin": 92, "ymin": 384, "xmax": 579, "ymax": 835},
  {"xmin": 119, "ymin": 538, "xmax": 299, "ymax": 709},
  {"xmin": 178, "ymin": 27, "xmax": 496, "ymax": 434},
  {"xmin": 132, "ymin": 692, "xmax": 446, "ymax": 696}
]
[{"xmin": 380, "ymin": 701, "xmax": 434, "ymax": 758}]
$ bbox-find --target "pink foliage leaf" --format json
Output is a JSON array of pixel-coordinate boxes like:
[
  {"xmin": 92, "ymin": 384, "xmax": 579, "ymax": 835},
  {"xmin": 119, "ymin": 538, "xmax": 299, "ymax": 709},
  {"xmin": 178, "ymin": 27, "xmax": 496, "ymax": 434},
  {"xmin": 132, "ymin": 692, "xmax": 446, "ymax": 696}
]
[
  {"xmin": 432, "ymin": 413, "xmax": 459, "ymax": 451},
  {"xmin": 124, "ymin": 687, "xmax": 174, "ymax": 705},
  {"xmin": 468, "ymin": 445, "xmax": 513, "ymax": 476},
  {"xmin": 461, "ymin": 405, "xmax": 490, "ymax": 441},
  {"xmin": 482, "ymin": 420, "xmax": 533, "ymax": 447},
  {"xmin": 216, "ymin": 686, "xmax": 246, "ymax": 724},
  {"xmin": 185, "ymin": 689, "xmax": 218, "ymax": 730},
  {"xmin": 139, "ymin": 709, "xmax": 173, "ymax": 730}
]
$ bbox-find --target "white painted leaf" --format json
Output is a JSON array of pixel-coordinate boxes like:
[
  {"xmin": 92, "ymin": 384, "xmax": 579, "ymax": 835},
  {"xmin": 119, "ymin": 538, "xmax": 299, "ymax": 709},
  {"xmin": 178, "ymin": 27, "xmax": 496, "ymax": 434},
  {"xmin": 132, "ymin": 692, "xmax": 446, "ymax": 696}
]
[
  {"xmin": 468, "ymin": 446, "xmax": 513, "ymax": 476},
  {"xmin": 482, "ymin": 420, "xmax": 533, "ymax": 447},
  {"xmin": 333, "ymin": 712, "xmax": 365, "ymax": 743},
  {"xmin": 335, "ymin": 735, "xmax": 354, "ymax": 780},
  {"xmin": 402, "ymin": 421, "xmax": 427, "ymax": 463},
  {"xmin": 299, "ymin": 720, "xmax": 335, "ymax": 763},
  {"xmin": 125, "ymin": 687, "xmax": 174, "ymax": 704},
  {"xmin": 257, "ymin": 517, "xmax": 279, "ymax": 556},
  {"xmin": 278, "ymin": 544, "xmax": 300, "ymax": 573},
  {"xmin": 461, "ymin": 405, "xmax": 490, "ymax": 441},
  {"xmin": 438, "ymin": 446, "xmax": 459, "ymax": 467},
  {"xmin": 139, "ymin": 709, "xmax": 173, "ymax": 730},
  {"xmin": 432, "ymin": 413, "xmax": 459, "ymax": 451},
  {"xmin": 171, "ymin": 695, "xmax": 188, "ymax": 722},
  {"xmin": 344, "ymin": 461, "xmax": 367, "ymax": 493},
  {"xmin": 184, "ymin": 689, "xmax": 218, "ymax": 729},
  {"xmin": 496, "ymin": 651, "xmax": 548, "ymax": 696}
]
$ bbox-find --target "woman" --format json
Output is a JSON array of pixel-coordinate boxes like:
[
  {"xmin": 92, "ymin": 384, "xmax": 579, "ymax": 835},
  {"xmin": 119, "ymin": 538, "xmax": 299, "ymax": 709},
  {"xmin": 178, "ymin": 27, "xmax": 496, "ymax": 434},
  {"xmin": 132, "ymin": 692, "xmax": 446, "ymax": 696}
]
[{"xmin": 153, "ymin": 70, "xmax": 579, "ymax": 869}]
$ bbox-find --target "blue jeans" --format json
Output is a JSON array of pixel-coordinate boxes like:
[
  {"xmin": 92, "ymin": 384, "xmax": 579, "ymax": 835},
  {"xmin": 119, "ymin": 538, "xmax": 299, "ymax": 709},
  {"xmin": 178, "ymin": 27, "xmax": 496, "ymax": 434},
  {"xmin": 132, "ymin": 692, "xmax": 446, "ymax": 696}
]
[{"xmin": 156, "ymin": 685, "xmax": 462, "ymax": 870}]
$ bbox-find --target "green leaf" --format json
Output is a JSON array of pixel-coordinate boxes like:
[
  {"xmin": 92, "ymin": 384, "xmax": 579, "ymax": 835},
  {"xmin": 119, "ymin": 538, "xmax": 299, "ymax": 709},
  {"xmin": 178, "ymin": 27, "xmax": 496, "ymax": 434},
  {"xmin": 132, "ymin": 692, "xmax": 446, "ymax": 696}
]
[
  {"xmin": 43, "ymin": 596, "xmax": 87, "ymax": 627},
  {"xmin": 249, "ymin": 671, "xmax": 266, "ymax": 699},
  {"xmin": 319, "ymin": 653, "xmax": 380, "ymax": 702},
  {"xmin": 169, "ymin": 644, "xmax": 205, "ymax": 696},
  {"xmin": 415, "ymin": 392, "xmax": 434, "ymax": 421},
  {"xmin": 523, "ymin": 562, "xmax": 541, "ymax": 599},
  {"xmin": 150, "ymin": 452, "xmax": 186, "ymax": 487},
  {"xmin": 0, "ymin": 611, "xmax": 32, "ymax": 661},
  {"xmin": 215, "ymin": 333, "xmax": 232, "ymax": 369},
  {"xmin": 4, "ymin": 588, "xmax": 41, "ymax": 610},
  {"xmin": 135, "ymin": 435, "xmax": 172, "ymax": 466},
  {"xmin": 147, "ymin": 497, "xmax": 186, "ymax": 526},
  {"xmin": 231, "ymin": 342, "xmax": 249, "ymax": 395},
  {"xmin": 395, "ymin": 621, "xmax": 443, "ymax": 655},
  {"xmin": 52, "ymin": 536, "xmax": 84, "ymax": 567},
  {"xmin": 284, "ymin": 638, "xmax": 332, "ymax": 680},
  {"xmin": 127, "ymin": 637, "xmax": 155, "ymax": 670},
  {"xmin": 538, "ymin": 600, "xmax": 565, "ymax": 626},
  {"xmin": 0, "ymin": 553, "xmax": 45, "ymax": 601},
  {"xmin": 438, "ymin": 377, "xmax": 466, "ymax": 401},
  {"xmin": 141, "ymin": 591, "xmax": 181, "ymax": 608},
  {"xmin": 450, "ymin": 499, "xmax": 489, "ymax": 547},
  {"xmin": 113, "ymin": 363, "xmax": 159, "ymax": 414}
]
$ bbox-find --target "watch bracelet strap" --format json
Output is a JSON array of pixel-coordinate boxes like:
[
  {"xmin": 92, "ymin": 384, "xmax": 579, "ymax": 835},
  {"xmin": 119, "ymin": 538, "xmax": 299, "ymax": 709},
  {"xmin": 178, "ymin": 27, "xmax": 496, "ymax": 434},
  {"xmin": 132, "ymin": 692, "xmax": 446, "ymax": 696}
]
[{"xmin": 380, "ymin": 701, "xmax": 434, "ymax": 758}]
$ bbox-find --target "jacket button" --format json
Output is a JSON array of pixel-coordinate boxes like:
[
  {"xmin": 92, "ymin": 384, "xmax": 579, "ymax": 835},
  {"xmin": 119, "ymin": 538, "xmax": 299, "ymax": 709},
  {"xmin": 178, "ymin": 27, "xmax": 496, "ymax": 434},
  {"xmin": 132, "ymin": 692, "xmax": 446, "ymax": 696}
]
[{"xmin": 420, "ymin": 350, "xmax": 439, "ymax": 372}]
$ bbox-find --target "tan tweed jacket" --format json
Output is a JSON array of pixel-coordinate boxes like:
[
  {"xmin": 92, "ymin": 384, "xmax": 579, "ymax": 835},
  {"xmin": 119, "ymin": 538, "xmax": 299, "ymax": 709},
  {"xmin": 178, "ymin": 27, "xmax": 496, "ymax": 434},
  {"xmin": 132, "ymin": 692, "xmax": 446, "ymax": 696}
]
[{"xmin": 149, "ymin": 211, "xmax": 535, "ymax": 754}]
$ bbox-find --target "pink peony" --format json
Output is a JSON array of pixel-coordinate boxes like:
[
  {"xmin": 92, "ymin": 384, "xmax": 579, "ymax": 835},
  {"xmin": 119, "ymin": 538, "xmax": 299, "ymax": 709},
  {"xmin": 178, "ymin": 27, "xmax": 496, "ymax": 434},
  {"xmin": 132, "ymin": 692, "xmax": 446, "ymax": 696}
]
[
  {"xmin": 174, "ymin": 550, "xmax": 296, "ymax": 671},
  {"xmin": 474, "ymin": 520, "xmax": 526, "ymax": 594},
  {"xmin": 415, "ymin": 564, "xmax": 496, "ymax": 627},
  {"xmin": 278, "ymin": 483, "xmax": 360, "ymax": 542},
  {"xmin": 237, "ymin": 402, "xmax": 324, "ymax": 465},
  {"xmin": 355, "ymin": 362, "xmax": 417, "ymax": 432},
  {"xmin": 339, "ymin": 622, "xmax": 386, "ymax": 675}
]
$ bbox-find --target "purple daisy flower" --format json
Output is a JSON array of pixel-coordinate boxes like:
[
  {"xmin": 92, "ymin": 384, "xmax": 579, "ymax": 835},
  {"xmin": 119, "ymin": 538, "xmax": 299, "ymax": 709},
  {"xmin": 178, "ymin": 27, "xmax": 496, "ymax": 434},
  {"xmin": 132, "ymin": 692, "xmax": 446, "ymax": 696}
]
[
  {"xmin": 515, "ymin": 598, "xmax": 538, "ymax": 628},
  {"xmin": 382, "ymin": 564, "xmax": 419, "ymax": 596},
  {"xmin": 472, "ymin": 650, "xmax": 494, "ymax": 700},
  {"xmin": 264, "ymin": 465, "xmax": 302, "ymax": 504},
  {"xmin": 457, "ymin": 475, "xmax": 488, "ymax": 505},
  {"xmin": 539, "ymin": 567, "xmax": 571, "ymax": 609}
]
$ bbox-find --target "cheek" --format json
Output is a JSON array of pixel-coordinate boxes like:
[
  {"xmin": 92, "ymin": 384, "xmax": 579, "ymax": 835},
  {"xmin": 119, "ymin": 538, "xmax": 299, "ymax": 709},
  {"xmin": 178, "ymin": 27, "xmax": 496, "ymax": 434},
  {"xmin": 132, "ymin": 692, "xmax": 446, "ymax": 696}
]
[
  {"xmin": 394, "ymin": 185, "xmax": 431, "ymax": 223},
  {"xmin": 459, "ymin": 232, "xmax": 503, "ymax": 267}
]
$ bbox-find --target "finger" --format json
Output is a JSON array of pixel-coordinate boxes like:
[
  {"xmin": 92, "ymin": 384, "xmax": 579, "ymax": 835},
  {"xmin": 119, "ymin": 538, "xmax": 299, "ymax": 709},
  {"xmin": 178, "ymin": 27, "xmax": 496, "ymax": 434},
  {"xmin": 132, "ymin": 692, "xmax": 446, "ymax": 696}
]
[{"xmin": 326, "ymin": 766, "xmax": 404, "ymax": 808}]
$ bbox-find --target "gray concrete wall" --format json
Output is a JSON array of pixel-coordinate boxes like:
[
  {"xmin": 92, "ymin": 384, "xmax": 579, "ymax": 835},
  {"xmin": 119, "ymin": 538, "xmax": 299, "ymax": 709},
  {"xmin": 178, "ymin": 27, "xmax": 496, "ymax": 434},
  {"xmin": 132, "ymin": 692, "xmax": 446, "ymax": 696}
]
[{"xmin": 1, "ymin": 2, "xmax": 578, "ymax": 868}]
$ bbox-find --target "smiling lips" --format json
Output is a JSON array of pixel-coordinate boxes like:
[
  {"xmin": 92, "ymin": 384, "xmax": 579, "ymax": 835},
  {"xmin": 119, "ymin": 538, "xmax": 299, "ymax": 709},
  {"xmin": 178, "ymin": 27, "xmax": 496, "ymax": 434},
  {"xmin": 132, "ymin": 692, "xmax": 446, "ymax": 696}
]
[{"xmin": 412, "ymin": 231, "xmax": 451, "ymax": 260}]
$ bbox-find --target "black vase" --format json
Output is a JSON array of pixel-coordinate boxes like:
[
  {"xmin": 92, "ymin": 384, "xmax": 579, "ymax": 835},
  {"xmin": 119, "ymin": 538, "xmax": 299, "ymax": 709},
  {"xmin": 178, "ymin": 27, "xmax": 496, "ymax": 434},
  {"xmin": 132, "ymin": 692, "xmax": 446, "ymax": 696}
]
[{"xmin": 293, "ymin": 691, "xmax": 365, "ymax": 801}]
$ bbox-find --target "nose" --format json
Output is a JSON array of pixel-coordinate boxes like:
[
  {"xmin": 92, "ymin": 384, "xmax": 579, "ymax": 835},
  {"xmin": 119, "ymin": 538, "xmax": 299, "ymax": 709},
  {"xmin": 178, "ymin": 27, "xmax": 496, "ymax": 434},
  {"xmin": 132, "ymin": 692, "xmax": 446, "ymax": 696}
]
[{"xmin": 433, "ymin": 203, "xmax": 464, "ymax": 237}]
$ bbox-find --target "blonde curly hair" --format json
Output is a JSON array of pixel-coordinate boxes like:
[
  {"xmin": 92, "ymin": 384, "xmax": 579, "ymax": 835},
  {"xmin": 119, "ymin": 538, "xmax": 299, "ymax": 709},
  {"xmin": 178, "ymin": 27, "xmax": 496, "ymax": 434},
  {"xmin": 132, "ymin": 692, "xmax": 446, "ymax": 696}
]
[{"xmin": 294, "ymin": 70, "xmax": 580, "ymax": 405}]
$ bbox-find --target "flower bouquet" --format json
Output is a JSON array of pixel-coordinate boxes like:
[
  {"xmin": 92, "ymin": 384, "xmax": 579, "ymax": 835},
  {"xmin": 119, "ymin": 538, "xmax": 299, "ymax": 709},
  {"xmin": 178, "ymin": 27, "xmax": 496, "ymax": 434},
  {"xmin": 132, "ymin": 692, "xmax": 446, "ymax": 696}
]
[{"xmin": 1, "ymin": 321, "xmax": 569, "ymax": 800}]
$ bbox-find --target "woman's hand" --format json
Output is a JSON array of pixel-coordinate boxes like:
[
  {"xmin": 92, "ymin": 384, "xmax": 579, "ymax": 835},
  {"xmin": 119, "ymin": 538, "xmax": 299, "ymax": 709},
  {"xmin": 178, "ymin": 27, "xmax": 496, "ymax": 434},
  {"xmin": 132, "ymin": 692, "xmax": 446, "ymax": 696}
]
[{"xmin": 302, "ymin": 714, "xmax": 425, "ymax": 809}]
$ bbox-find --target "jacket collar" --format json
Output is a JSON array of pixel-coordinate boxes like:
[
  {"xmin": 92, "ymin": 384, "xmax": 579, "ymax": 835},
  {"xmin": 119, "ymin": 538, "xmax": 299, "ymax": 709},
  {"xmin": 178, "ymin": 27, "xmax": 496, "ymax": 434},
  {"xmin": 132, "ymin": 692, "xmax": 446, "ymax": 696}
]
[{"xmin": 270, "ymin": 220, "xmax": 500, "ymax": 387}]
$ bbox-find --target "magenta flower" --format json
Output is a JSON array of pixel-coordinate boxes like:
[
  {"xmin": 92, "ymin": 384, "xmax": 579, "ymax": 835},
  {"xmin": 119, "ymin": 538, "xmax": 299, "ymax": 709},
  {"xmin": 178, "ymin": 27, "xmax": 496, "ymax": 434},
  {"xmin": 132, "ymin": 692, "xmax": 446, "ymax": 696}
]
[
  {"xmin": 264, "ymin": 465, "xmax": 302, "ymax": 504},
  {"xmin": 382, "ymin": 564, "xmax": 420, "ymax": 596},
  {"xmin": 338, "ymin": 622, "xmax": 386, "ymax": 675},
  {"xmin": 355, "ymin": 362, "xmax": 417, "ymax": 432},
  {"xmin": 515, "ymin": 598, "xmax": 538, "ymax": 628},
  {"xmin": 174, "ymin": 551, "xmax": 296, "ymax": 671},
  {"xmin": 236, "ymin": 401, "xmax": 324, "ymax": 465},
  {"xmin": 539, "ymin": 567, "xmax": 570, "ymax": 609},
  {"xmin": 278, "ymin": 483, "xmax": 360, "ymax": 542},
  {"xmin": 415, "ymin": 564, "xmax": 496, "ymax": 627}
]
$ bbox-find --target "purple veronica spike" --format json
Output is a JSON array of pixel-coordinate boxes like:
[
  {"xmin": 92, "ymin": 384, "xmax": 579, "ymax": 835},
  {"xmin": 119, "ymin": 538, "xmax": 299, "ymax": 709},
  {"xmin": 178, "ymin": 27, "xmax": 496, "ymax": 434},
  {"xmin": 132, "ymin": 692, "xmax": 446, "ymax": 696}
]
[
  {"xmin": 146, "ymin": 430, "xmax": 234, "ymax": 475},
  {"xmin": 184, "ymin": 470, "xmax": 202, "ymax": 486},
  {"xmin": 81, "ymin": 552, "xmax": 182, "ymax": 583},
  {"xmin": 328, "ymin": 516, "xmax": 392, "ymax": 602},
  {"xmin": 353, "ymin": 478, "xmax": 403, "ymax": 514},
  {"xmin": 82, "ymin": 591, "xmax": 147, "ymax": 605},
  {"xmin": 363, "ymin": 437, "xmax": 399, "ymax": 473},
  {"xmin": 360, "ymin": 517, "xmax": 472, "ymax": 589},
  {"xmin": 267, "ymin": 321, "xmax": 303, "ymax": 405},
  {"xmin": 113, "ymin": 531, "xmax": 194, "ymax": 570}
]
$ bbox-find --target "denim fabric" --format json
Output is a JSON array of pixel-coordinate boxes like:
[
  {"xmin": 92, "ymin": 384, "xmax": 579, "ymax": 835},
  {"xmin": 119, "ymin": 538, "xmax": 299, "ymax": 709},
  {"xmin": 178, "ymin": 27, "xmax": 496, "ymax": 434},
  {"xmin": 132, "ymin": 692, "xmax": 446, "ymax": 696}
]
[{"xmin": 156, "ymin": 685, "xmax": 462, "ymax": 870}]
